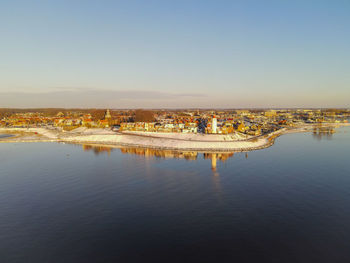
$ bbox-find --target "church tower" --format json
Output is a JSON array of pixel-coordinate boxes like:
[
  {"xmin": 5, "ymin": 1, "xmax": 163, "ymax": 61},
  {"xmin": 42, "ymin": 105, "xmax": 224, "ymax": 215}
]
[{"xmin": 104, "ymin": 109, "xmax": 111, "ymax": 119}]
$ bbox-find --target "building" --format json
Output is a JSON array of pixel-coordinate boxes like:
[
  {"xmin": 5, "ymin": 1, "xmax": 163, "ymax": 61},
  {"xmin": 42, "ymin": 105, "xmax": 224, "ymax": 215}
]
[
  {"xmin": 212, "ymin": 116, "xmax": 217, "ymax": 134},
  {"xmin": 104, "ymin": 109, "xmax": 112, "ymax": 119}
]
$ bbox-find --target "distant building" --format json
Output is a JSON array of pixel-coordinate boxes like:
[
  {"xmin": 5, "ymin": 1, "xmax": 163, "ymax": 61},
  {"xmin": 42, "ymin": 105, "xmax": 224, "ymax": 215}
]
[
  {"xmin": 56, "ymin": 112, "xmax": 64, "ymax": 117},
  {"xmin": 104, "ymin": 109, "xmax": 112, "ymax": 119},
  {"xmin": 265, "ymin": 110, "xmax": 277, "ymax": 117}
]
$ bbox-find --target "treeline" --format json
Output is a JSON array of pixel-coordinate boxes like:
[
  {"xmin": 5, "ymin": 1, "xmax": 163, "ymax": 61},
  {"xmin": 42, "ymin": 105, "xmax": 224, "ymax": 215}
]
[
  {"xmin": 0, "ymin": 108, "xmax": 156, "ymax": 122},
  {"xmin": 0, "ymin": 108, "xmax": 80, "ymax": 116},
  {"xmin": 134, "ymin": 110, "xmax": 155, "ymax": 122},
  {"xmin": 0, "ymin": 108, "xmax": 106, "ymax": 119}
]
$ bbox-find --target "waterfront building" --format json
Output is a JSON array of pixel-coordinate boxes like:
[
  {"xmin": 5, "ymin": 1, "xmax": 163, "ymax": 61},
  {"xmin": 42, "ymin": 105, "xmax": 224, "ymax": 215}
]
[{"xmin": 212, "ymin": 116, "xmax": 217, "ymax": 134}]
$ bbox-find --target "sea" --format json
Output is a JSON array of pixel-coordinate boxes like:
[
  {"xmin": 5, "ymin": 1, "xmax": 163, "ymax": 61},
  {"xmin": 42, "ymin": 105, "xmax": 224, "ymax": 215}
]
[
  {"xmin": 0, "ymin": 134, "xmax": 14, "ymax": 139},
  {"xmin": 1, "ymin": 127, "xmax": 350, "ymax": 263}
]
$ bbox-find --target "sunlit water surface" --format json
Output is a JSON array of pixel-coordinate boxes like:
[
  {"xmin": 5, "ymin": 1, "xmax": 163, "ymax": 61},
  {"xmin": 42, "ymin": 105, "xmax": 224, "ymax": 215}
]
[{"xmin": 1, "ymin": 128, "xmax": 350, "ymax": 262}]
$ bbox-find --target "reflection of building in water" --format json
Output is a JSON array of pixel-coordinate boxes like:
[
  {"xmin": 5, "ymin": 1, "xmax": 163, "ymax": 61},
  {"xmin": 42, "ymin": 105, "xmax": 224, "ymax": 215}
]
[
  {"xmin": 121, "ymin": 147, "xmax": 235, "ymax": 172},
  {"xmin": 120, "ymin": 147, "xmax": 198, "ymax": 160},
  {"xmin": 81, "ymin": 144, "xmax": 236, "ymax": 173},
  {"xmin": 312, "ymin": 127, "xmax": 335, "ymax": 140},
  {"xmin": 203, "ymin": 152, "xmax": 234, "ymax": 171},
  {"xmin": 82, "ymin": 144, "xmax": 113, "ymax": 155},
  {"xmin": 211, "ymin": 154, "xmax": 217, "ymax": 171}
]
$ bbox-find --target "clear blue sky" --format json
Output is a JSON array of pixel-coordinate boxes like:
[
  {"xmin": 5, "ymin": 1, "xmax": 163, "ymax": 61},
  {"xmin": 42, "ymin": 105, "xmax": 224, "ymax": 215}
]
[{"xmin": 0, "ymin": 0, "xmax": 349, "ymax": 108}]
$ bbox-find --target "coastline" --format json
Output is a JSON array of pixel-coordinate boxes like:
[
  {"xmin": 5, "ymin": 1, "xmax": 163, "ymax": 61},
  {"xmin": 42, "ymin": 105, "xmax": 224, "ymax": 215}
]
[{"xmin": 0, "ymin": 123, "xmax": 349, "ymax": 152}]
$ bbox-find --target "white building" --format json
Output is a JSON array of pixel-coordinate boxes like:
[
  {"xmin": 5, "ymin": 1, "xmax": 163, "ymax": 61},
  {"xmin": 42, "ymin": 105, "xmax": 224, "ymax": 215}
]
[{"xmin": 212, "ymin": 116, "xmax": 217, "ymax": 133}]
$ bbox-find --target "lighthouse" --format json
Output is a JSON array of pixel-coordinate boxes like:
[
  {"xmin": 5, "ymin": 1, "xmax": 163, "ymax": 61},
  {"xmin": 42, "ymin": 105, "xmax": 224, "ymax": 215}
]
[{"xmin": 212, "ymin": 115, "xmax": 217, "ymax": 134}]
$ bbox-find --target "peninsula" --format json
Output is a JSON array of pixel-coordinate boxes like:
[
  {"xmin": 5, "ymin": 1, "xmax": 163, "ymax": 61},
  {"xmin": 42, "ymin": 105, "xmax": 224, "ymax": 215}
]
[{"xmin": 0, "ymin": 108, "xmax": 349, "ymax": 152}]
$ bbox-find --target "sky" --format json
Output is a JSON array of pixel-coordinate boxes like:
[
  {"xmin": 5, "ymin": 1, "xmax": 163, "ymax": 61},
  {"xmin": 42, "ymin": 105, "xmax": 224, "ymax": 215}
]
[{"xmin": 0, "ymin": 0, "xmax": 349, "ymax": 108}]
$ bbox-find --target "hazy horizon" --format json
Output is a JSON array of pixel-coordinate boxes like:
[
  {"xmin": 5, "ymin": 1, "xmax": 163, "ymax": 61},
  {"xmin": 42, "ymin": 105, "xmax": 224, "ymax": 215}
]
[
  {"xmin": 1, "ymin": 0, "xmax": 349, "ymax": 108},
  {"xmin": 1, "ymin": 106, "xmax": 349, "ymax": 110}
]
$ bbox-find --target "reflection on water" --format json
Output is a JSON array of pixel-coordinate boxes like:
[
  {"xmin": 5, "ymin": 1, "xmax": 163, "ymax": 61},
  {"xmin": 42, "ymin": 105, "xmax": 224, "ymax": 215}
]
[
  {"xmin": 2, "ymin": 127, "xmax": 350, "ymax": 263},
  {"xmin": 312, "ymin": 127, "xmax": 336, "ymax": 141},
  {"xmin": 0, "ymin": 134, "xmax": 14, "ymax": 139},
  {"xmin": 82, "ymin": 144, "xmax": 114, "ymax": 155},
  {"xmin": 81, "ymin": 144, "xmax": 237, "ymax": 174},
  {"xmin": 203, "ymin": 152, "xmax": 235, "ymax": 175}
]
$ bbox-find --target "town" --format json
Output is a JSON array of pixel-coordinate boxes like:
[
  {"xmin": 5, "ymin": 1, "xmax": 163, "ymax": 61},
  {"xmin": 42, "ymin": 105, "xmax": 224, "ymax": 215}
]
[{"xmin": 0, "ymin": 108, "xmax": 349, "ymax": 137}]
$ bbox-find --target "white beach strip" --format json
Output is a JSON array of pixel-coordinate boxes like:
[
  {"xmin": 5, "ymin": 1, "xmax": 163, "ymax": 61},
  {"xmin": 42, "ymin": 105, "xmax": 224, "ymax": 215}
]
[
  {"xmin": 119, "ymin": 131, "xmax": 251, "ymax": 141},
  {"xmin": 60, "ymin": 129, "xmax": 284, "ymax": 151},
  {"xmin": 1, "ymin": 123, "xmax": 349, "ymax": 151}
]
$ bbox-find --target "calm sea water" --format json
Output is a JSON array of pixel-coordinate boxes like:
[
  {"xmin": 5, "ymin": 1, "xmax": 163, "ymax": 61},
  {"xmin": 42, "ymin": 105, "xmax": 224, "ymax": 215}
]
[
  {"xmin": 1, "ymin": 128, "xmax": 350, "ymax": 263},
  {"xmin": 0, "ymin": 134, "xmax": 13, "ymax": 139}
]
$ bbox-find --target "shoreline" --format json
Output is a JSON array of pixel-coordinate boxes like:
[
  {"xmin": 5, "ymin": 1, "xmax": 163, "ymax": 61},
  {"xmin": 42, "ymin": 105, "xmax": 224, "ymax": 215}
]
[{"xmin": 0, "ymin": 123, "xmax": 349, "ymax": 152}]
